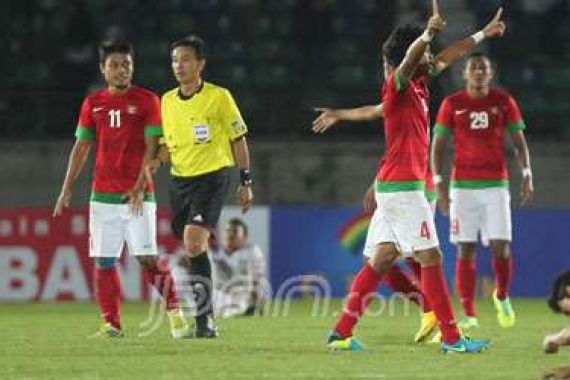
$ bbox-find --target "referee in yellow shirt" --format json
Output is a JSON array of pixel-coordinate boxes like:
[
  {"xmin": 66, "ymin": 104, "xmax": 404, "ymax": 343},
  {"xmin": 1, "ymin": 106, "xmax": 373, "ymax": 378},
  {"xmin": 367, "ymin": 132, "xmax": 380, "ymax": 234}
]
[{"xmin": 151, "ymin": 35, "xmax": 253, "ymax": 338}]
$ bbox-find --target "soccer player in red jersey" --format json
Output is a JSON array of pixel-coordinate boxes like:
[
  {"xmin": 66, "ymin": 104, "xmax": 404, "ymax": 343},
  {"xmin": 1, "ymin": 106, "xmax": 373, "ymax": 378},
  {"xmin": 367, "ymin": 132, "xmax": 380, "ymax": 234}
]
[
  {"xmin": 325, "ymin": 1, "xmax": 506, "ymax": 353},
  {"xmin": 314, "ymin": 103, "xmax": 437, "ymax": 343},
  {"xmin": 53, "ymin": 40, "xmax": 189, "ymax": 338},
  {"xmin": 431, "ymin": 52, "xmax": 534, "ymax": 330}
]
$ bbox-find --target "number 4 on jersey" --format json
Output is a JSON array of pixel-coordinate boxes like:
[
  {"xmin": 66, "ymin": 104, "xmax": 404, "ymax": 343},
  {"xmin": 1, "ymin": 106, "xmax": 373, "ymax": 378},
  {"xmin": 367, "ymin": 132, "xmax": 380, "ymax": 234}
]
[{"xmin": 108, "ymin": 109, "xmax": 121, "ymax": 128}]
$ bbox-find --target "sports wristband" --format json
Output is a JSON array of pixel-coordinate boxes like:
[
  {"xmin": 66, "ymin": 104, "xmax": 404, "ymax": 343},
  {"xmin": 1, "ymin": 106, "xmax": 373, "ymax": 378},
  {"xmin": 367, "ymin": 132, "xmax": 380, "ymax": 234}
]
[
  {"xmin": 433, "ymin": 174, "xmax": 443, "ymax": 185},
  {"xmin": 471, "ymin": 31, "xmax": 485, "ymax": 44},
  {"xmin": 240, "ymin": 169, "xmax": 253, "ymax": 186},
  {"xmin": 521, "ymin": 167, "xmax": 532, "ymax": 178},
  {"xmin": 420, "ymin": 29, "xmax": 434, "ymax": 43}
]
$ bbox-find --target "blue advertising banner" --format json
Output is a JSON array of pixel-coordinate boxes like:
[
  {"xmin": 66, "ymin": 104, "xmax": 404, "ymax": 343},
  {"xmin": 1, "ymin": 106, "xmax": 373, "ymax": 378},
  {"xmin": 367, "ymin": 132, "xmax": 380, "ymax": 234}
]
[{"xmin": 270, "ymin": 207, "xmax": 570, "ymax": 298}]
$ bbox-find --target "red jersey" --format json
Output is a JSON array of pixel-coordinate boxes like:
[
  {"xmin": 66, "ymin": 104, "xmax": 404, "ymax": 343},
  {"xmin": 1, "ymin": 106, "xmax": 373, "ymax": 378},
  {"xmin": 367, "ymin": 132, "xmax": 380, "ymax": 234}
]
[
  {"xmin": 376, "ymin": 71, "xmax": 430, "ymax": 192},
  {"xmin": 434, "ymin": 88, "xmax": 525, "ymax": 188},
  {"xmin": 75, "ymin": 85, "xmax": 162, "ymax": 203}
]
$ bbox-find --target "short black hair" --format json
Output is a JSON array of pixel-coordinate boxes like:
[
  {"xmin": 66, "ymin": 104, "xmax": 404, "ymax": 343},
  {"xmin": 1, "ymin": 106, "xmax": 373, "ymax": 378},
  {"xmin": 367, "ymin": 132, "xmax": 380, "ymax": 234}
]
[
  {"xmin": 98, "ymin": 39, "xmax": 134, "ymax": 64},
  {"xmin": 171, "ymin": 34, "xmax": 206, "ymax": 60},
  {"xmin": 548, "ymin": 271, "xmax": 570, "ymax": 313},
  {"xmin": 227, "ymin": 218, "xmax": 248, "ymax": 237},
  {"xmin": 382, "ymin": 24, "xmax": 424, "ymax": 67}
]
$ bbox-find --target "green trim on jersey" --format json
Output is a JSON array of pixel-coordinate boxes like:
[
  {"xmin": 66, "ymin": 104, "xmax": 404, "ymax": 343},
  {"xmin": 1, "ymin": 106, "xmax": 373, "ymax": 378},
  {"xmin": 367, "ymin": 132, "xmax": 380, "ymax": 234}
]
[
  {"xmin": 451, "ymin": 179, "xmax": 509, "ymax": 189},
  {"xmin": 425, "ymin": 189, "xmax": 436, "ymax": 202},
  {"xmin": 375, "ymin": 180, "xmax": 425, "ymax": 193},
  {"xmin": 90, "ymin": 191, "xmax": 156, "ymax": 204},
  {"xmin": 394, "ymin": 70, "xmax": 409, "ymax": 92},
  {"xmin": 144, "ymin": 125, "xmax": 163, "ymax": 137},
  {"xmin": 434, "ymin": 123, "xmax": 452, "ymax": 136},
  {"xmin": 75, "ymin": 126, "xmax": 95, "ymax": 140},
  {"xmin": 507, "ymin": 121, "xmax": 526, "ymax": 134}
]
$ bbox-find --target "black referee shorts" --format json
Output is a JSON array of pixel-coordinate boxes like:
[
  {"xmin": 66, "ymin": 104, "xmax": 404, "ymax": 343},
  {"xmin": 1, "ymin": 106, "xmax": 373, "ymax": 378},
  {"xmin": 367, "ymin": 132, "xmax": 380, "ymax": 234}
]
[{"xmin": 169, "ymin": 167, "xmax": 230, "ymax": 239}]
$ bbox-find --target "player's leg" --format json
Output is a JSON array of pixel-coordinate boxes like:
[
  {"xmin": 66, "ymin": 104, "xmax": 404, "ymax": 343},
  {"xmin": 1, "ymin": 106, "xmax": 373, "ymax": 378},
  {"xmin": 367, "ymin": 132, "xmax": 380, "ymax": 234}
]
[
  {"xmin": 126, "ymin": 201, "xmax": 189, "ymax": 338},
  {"xmin": 90, "ymin": 202, "xmax": 125, "ymax": 337},
  {"xmin": 328, "ymin": 242, "xmax": 399, "ymax": 350},
  {"xmin": 484, "ymin": 187, "xmax": 515, "ymax": 327},
  {"xmin": 383, "ymin": 263, "xmax": 435, "ymax": 342},
  {"xmin": 450, "ymin": 189, "xmax": 481, "ymax": 326},
  {"xmin": 456, "ymin": 242, "xmax": 479, "ymax": 329},
  {"xmin": 170, "ymin": 169, "xmax": 229, "ymax": 338}
]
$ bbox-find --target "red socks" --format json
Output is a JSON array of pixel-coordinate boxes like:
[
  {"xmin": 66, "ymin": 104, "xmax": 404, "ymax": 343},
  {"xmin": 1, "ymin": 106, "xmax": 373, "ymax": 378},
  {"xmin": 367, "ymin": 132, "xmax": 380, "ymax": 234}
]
[
  {"xmin": 143, "ymin": 263, "xmax": 179, "ymax": 311},
  {"xmin": 456, "ymin": 257, "xmax": 477, "ymax": 317},
  {"xmin": 492, "ymin": 255, "xmax": 512, "ymax": 300},
  {"xmin": 384, "ymin": 265, "xmax": 432, "ymax": 312},
  {"xmin": 95, "ymin": 267, "xmax": 121, "ymax": 329},
  {"xmin": 421, "ymin": 265, "xmax": 460, "ymax": 345},
  {"xmin": 334, "ymin": 263, "xmax": 384, "ymax": 338}
]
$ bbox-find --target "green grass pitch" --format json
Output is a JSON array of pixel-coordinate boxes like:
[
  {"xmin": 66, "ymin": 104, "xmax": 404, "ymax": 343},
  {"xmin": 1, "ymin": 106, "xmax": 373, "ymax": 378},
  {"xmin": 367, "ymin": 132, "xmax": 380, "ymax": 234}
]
[{"xmin": 0, "ymin": 299, "xmax": 566, "ymax": 379}]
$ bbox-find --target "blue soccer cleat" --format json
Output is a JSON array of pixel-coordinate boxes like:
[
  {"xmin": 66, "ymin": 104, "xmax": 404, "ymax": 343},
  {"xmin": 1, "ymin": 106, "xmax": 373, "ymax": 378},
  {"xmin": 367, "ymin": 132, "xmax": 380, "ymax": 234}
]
[
  {"xmin": 441, "ymin": 337, "xmax": 491, "ymax": 354},
  {"xmin": 326, "ymin": 331, "xmax": 364, "ymax": 351}
]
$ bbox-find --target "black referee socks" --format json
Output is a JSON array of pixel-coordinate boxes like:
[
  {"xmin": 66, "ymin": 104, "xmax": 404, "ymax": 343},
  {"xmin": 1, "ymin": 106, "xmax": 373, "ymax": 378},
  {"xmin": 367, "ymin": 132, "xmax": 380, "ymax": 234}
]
[{"xmin": 188, "ymin": 252, "xmax": 214, "ymax": 330}]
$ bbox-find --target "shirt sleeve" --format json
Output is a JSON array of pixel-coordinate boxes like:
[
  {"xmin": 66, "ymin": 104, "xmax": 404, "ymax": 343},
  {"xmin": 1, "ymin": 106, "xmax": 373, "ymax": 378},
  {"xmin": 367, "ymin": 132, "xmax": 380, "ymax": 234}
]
[
  {"xmin": 75, "ymin": 97, "xmax": 95, "ymax": 140},
  {"xmin": 144, "ymin": 93, "xmax": 163, "ymax": 137},
  {"xmin": 218, "ymin": 89, "xmax": 248, "ymax": 140},
  {"xmin": 433, "ymin": 97, "xmax": 454, "ymax": 136},
  {"xmin": 505, "ymin": 95, "xmax": 526, "ymax": 133}
]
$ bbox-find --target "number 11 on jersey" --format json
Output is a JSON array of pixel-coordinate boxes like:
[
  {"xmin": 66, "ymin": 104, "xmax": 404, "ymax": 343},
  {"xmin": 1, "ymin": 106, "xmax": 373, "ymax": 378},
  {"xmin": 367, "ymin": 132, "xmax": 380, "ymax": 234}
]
[{"xmin": 108, "ymin": 109, "xmax": 121, "ymax": 128}]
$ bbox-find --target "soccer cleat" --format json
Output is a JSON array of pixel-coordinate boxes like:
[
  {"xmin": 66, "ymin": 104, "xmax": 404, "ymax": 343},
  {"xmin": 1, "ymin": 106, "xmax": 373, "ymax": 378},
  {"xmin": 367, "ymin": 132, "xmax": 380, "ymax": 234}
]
[
  {"xmin": 493, "ymin": 290, "xmax": 516, "ymax": 328},
  {"xmin": 414, "ymin": 311, "xmax": 437, "ymax": 343},
  {"xmin": 457, "ymin": 316, "xmax": 480, "ymax": 331},
  {"xmin": 192, "ymin": 327, "xmax": 218, "ymax": 339},
  {"xmin": 168, "ymin": 309, "xmax": 190, "ymax": 339},
  {"xmin": 326, "ymin": 331, "xmax": 364, "ymax": 351},
  {"xmin": 441, "ymin": 337, "xmax": 491, "ymax": 354},
  {"xmin": 93, "ymin": 322, "xmax": 124, "ymax": 338}
]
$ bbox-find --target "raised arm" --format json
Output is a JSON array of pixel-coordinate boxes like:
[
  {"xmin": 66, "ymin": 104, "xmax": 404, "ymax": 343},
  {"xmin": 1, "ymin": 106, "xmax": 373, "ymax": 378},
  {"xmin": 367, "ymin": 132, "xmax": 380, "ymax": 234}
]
[
  {"xmin": 432, "ymin": 7, "xmax": 505, "ymax": 75},
  {"xmin": 312, "ymin": 104, "xmax": 383, "ymax": 133},
  {"xmin": 398, "ymin": 0, "xmax": 445, "ymax": 81}
]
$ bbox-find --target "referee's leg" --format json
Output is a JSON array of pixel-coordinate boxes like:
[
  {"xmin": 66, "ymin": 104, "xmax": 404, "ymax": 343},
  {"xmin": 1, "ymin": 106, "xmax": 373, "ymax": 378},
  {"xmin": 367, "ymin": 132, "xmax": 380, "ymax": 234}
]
[{"xmin": 182, "ymin": 224, "xmax": 217, "ymax": 336}]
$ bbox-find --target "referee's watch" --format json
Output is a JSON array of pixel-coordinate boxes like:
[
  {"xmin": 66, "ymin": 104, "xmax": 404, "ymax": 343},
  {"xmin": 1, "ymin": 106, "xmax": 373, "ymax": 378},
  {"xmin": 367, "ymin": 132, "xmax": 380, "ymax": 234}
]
[{"xmin": 240, "ymin": 169, "xmax": 253, "ymax": 187}]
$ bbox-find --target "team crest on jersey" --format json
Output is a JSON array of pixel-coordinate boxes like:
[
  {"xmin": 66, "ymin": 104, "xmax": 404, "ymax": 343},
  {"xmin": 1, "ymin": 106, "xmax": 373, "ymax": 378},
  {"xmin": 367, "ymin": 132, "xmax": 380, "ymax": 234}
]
[
  {"xmin": 491, "ymin": 107, "xmax": 499, "ymax": 115},
  {"xmin": 127, "ymin": 105, "xmax": 138, "ymax": 114}
]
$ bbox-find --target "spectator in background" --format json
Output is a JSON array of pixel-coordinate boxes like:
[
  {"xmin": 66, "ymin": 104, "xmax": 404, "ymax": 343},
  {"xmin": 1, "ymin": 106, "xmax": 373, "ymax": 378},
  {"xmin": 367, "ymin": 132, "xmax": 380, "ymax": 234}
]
[{"xmin": 210, "ymin": 218, "xmax": 267, "ymax": 318}]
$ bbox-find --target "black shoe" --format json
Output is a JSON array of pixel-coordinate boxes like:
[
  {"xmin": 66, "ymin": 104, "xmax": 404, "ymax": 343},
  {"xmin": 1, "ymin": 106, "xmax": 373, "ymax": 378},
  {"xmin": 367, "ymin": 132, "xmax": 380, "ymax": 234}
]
[{"xmin": 193, "ymin": 327, "xmax": 218, "ymax": 339}]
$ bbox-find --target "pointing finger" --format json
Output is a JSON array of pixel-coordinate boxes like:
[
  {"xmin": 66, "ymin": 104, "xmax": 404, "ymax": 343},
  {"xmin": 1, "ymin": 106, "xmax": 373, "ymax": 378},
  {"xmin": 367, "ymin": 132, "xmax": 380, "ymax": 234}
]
[{"xmin": 493, "ymin": 7, "xmax": 503, "ymax": 22}]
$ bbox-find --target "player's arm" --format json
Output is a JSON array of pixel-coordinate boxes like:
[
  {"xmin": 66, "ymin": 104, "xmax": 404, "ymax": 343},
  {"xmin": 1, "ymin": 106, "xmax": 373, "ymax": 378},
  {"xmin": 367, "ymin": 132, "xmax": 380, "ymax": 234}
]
[
  {"xmin": 431, "ymin": 8, "xmax": 505, "ymax": 76},
  {"xmin": 126, "ymin": 135, "xmax": 159, "ymax": 216},
  {"xmin": 544, "ymin": 327, "xmax": 570, "ymax": 354},
  {"xmin": 312, "ymin": 104, "xmax": 383, "ymax": 133},
  {"xmin": 509, "ymin": 130, "xmax": 534, "ymax": 205},
  {"xmin": 250, "ymin": 246, "xmax": 267, "ymax": 314},
  {"xmin": 397, "ymin": 0, "xmax": 445, "ymax": 86},
  {"xmin": 53, "ymin": 138, "xmax": 92, "ymax": 217},
  {"xmin": 431, "ymin": 99, "xmax": 453, "ymax": 216},
  {"xmin": 231, "ymin": 136, "xmax": 253, "ymax": 214}
]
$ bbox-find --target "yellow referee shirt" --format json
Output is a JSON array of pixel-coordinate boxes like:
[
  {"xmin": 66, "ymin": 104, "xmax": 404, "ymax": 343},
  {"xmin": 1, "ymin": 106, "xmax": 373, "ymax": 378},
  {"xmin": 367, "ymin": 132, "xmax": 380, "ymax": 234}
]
[{"xmin": 161, "ymin": 82, "xmax": 248, "ymax": 177}]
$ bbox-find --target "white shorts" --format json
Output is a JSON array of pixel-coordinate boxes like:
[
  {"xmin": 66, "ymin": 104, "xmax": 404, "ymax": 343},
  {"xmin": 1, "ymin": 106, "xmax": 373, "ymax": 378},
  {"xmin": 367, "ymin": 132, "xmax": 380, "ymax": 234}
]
[
  {"xmin": 449, "ymin": 187, "xmax": 512, "ymax": 245},
  {"xmin": 89, "ymin": 201, "xmax": 158, "ymax": 258},
  {"xmin": 363, "ymin": 191, "xmax": 439, "ymax": 258}
]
